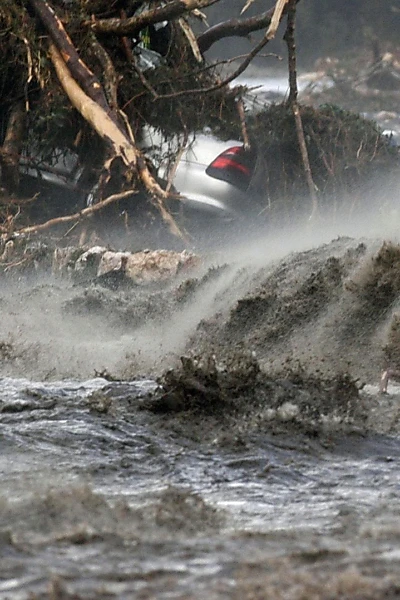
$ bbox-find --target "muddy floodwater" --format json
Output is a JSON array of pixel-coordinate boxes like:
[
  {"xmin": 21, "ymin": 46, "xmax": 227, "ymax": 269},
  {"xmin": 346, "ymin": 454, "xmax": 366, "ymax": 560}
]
[{"xmin": 3, "ymin": 228, "xmax": 400, "ymax": 599}]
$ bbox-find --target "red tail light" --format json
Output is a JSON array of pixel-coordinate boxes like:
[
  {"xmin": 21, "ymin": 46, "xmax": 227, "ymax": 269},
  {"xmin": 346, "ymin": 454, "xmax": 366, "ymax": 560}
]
[{"xmin": 206, "ymin": 146, "xmax": 255, "ymax": 191}]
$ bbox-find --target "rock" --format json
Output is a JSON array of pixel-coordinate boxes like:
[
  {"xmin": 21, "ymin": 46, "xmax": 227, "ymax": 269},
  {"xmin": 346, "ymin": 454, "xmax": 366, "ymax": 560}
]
[
  {"xmin": 75, "ymin": 246, "xmax": 108, "ymax": 270},
  {"xmin": 96, "ymin": 251, "xmax": 131, "ymax": 290},
  {"xmin": 97, "ymin": 251, "xmax": 130, "ymax": 277},
  {"xmin": 73, "ymin": 246, "xmax": 108, "ymax": 282},
  {"xmin": 97, "ymin": 249, "xmax": 200, "ymax": 286},
  {"xmin": 23, "ymin": 243, "xmax": 201, "ymax": 287}
]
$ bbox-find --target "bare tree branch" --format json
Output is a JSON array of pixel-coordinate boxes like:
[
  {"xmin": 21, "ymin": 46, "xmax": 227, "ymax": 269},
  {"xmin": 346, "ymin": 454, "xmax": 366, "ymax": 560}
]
[
  {"xmin": 197, "ymin": 0, "xmax": 299, "ymax": 53},
  {"xmin": 89, "ymin": 37, "xmax": 120, "ymax": 112},
  {"xmin": 241, "ymin": 0, "xmax": 257, "ymax": 15},
  {"xmin": 87, "ymin": 0, "xmax": 219, "ymax": 35},
  {"xmin": 123, "ymin": 33, "xmax": 276, "ymax": 105},
  {"xmin": 178, "ymin": 17, "xmax": 203, "ymax": 63},
  {"xmin": 266, "ymin": 0, "xmax": 290, "ymax": 40},
  {"xmin": 146, "ymin": 3, "xmax": 290, "ymax": 101},
  {"xmin": 17, "ymin": 190, "xmax": 136, "ymax": 236},
  {"xmin": 284, "ymin": 0, "xmax": 318, "ymax": 219}
]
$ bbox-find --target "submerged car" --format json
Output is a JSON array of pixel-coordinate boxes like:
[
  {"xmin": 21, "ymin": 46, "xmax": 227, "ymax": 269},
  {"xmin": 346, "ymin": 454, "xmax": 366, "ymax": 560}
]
[
  {"xmin": 141, "ymin": 130, "xmax": 259, "ymax": 229},
  {"xmin": 19, "ymin": 131, "xmax": 259, "ymax": 236}
]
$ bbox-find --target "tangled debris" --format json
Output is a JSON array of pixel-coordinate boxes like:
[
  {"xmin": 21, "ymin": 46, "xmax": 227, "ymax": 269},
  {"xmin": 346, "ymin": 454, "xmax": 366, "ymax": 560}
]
[
  {"xmin": 301, "ymin": 50, "xmax": 400, "ymax": 114},
  {"xmin": 242, "ymin": 103, "xmax": 399, "ymax": 222}
]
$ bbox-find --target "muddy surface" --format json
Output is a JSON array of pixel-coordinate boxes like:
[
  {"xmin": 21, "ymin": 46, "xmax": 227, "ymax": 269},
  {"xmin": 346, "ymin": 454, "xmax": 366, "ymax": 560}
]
[
  {"xmin": 0, "ymin": 234, "xmax": 397, "ymax": 380},
  {"xmin": 2, "ymin": 229, "xmax": 400, "ymax": 598}
]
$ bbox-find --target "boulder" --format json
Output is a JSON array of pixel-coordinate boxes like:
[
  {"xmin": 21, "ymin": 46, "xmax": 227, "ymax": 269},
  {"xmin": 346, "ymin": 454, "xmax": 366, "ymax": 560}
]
[{"xmin": 97, "ymin": 249, "xmax": 199, "ymax": 286}]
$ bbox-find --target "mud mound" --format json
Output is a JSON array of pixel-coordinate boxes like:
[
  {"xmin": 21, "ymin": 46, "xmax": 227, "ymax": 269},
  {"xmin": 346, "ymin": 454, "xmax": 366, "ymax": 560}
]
[
  {"xmin": 1, "ymin": 236, "xmax": 400, "ymax": 388},
  {"xmin": 384, "ymin": 314, "xmax": 400, "ymax": 368},
  {"xmin": 64, "ymin": 285, "xmax": 174, "ymax": 330},
  {"xmin": 189, "ymin": 239, "xmax": 369, "ymax": 374},
  {"xmin": 143, "ymin": 354, "xmax": 364, "ymax": 439},
  {"xmin": 225, "ymin": 254, "xmax": 345, "ymax": 347},
  {"xmin": 181, "ymin": 239, "xmax": 400, "ymax": 387},
  {"xmin": 337, "ymin": 242, "xmax": 400, "ymax": 369}
]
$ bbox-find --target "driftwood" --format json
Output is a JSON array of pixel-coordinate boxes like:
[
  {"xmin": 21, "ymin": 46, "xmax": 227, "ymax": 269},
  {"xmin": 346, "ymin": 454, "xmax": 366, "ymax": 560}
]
[
  {"xmin": 48, "ymin": 43, "xmax": 184, "ymax": 239},
  {"xmin": 16, "ymin": 190, "xmax": 135, "ymax": 236},
  {"xmin": 29, "ymin": 0, "xmax": 113, "ymax": 119},
  {"xmin": 26, "ymin": 0, "xmax": 189, "ymax": 239},
  {"xmin": 266, "ymin": 0, "xmax": 290, "ymax": 40},
  {"xmin": 85, "ymin": 0, "xmax": 299, "ymax": 58}
]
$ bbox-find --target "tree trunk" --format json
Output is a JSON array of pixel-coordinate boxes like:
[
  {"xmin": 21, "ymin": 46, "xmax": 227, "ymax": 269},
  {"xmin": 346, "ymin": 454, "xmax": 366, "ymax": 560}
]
[
  {"xmin": 284, "ymin": 0, "xmax": 318, "ymax": 219},
  {"xmin": 88, "ymin": 0, "xmax": 217, "ymax": 35},
  {"xmin": 0, "ymin": 102, "xmax": 26, "ymax": 194}
]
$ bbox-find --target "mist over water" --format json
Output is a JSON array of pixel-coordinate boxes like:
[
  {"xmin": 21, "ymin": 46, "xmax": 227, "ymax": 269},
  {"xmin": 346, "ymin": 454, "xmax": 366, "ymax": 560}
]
[
  {"xmin": 1, "ymin": 183, "xmax": 400, "ymax": 381},
  {"xmin": 3, "ymin": 183, "xmax": 400, "ymax": 598}
]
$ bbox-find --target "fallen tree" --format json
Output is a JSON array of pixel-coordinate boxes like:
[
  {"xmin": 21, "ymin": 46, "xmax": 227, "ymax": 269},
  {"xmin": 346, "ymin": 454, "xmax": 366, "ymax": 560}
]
[
  {"xmin": 0, "ymin": 0, "xmax": 295, "ymax": 243},
  {"xmin": 0, "ymin": 0, "xmax": 396, "ymax": 248}
]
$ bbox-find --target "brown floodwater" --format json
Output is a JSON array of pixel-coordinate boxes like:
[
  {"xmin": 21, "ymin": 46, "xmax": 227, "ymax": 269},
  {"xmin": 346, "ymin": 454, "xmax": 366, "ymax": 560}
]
[{"xmin": 2, "ymin": 226, "xmax": 400, "ymax": 599}]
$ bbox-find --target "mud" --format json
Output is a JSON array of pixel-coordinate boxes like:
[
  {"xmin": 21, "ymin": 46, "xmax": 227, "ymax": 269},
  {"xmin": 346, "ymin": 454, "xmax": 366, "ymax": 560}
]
[
  {"xmin": 0, "ymin": 235, "xmax": 399, "ymax": 431},
  {"xmin": 141, "ymin": 353, "xmax": 364, "ymax": 446},
  {"xmin": 0, "ymin": 238, "xmax": 393, "ymax": 375},
  {"xmin": 2, "ymin": 231, "xmax": 400, "ymax": 599}
]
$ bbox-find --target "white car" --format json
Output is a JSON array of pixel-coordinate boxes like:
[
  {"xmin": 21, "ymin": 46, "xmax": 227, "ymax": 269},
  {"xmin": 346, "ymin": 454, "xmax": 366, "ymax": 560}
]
[{"xmin": 142, "ymin": 129, "xmax": 257, "ymax": 225}]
